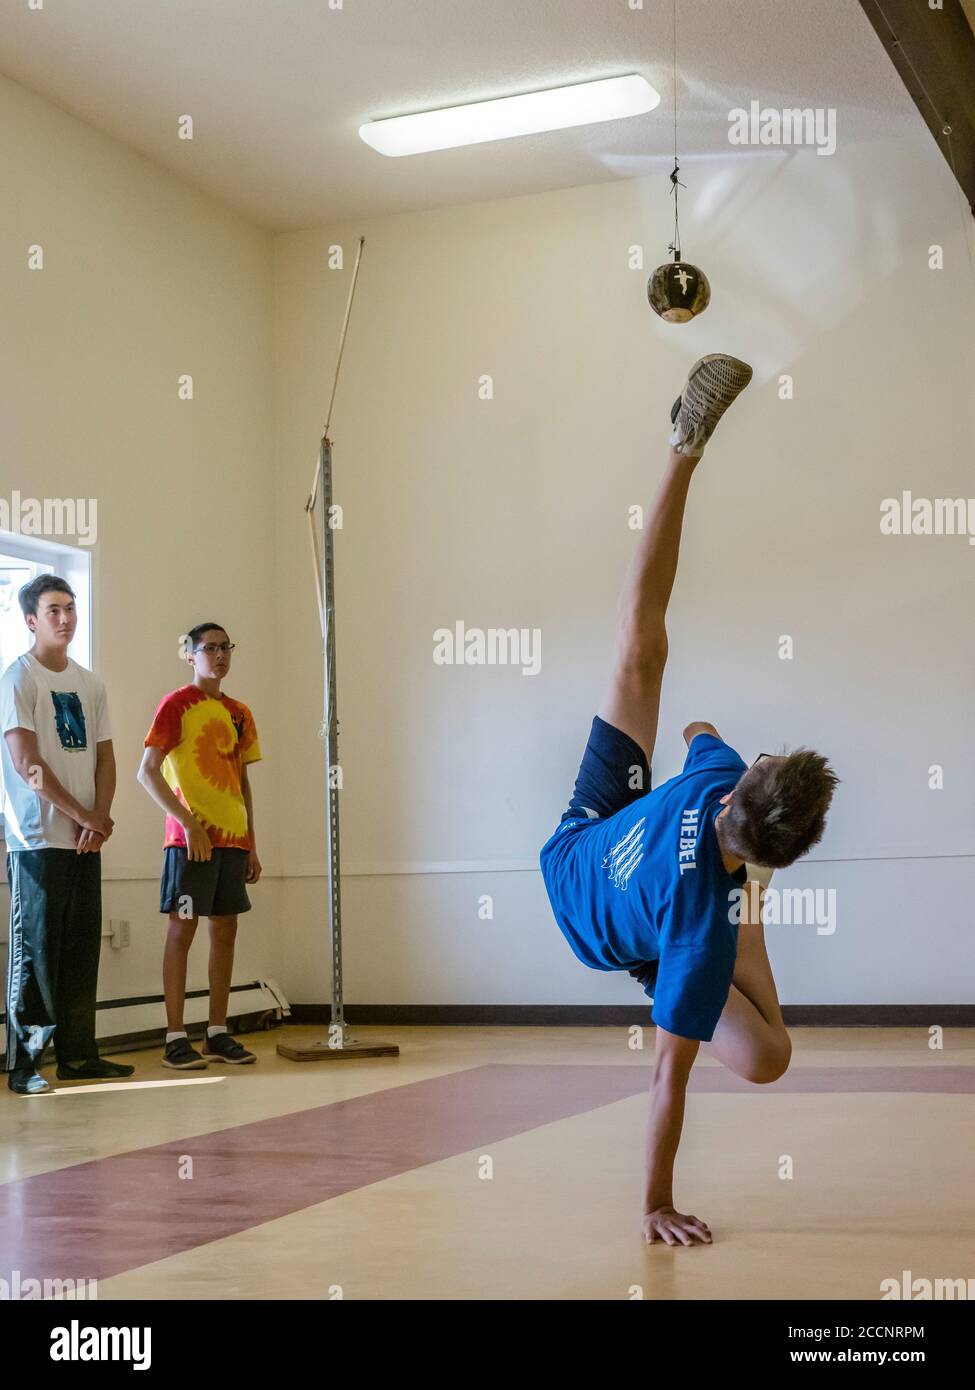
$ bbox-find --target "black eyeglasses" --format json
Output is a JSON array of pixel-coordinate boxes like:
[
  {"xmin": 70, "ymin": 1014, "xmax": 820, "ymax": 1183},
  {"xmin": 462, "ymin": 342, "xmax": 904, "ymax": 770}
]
[
  {"xmin": 751, "ymin": 752, "xmax": 773, "ymax": 768},
  {"xmin": 194, "ymin": 642, "xmax": 235, "ymax": 656}
]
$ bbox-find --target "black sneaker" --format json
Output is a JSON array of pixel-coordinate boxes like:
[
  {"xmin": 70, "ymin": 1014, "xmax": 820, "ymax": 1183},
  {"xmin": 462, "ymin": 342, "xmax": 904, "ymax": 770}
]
[
  {"xmin": 57, "ymin": 1058, "xmax": 135, "ymax": 1081},
  {"xmin": 162, "ymin": 1037, "xmax": 207, "ymax": 1070},
  {"xmin": 8, "ymin": 1066, "xmax": 51, "ymax": 1096},
  {"xmin": 201, "ymin": 1031, "xmax": 256, "ymax": 1065}
]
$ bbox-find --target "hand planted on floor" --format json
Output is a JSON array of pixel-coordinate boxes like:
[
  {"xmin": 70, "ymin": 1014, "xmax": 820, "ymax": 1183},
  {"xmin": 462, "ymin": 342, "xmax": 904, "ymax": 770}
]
[{"xmin": 642, "ymin": 1205, "xmax": 712, "ymax": 1246}]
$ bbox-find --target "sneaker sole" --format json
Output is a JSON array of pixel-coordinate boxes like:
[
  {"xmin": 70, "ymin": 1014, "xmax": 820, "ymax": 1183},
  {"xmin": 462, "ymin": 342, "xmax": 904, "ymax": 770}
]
[
  {"xmin": 687, "ymin": 351, "xmax": 753, "ymax": 389},
  {"xmin": 56, "ymin": 1072, "xmax": 132, "ymax": 1082},
  {"xmin": 162, "ymin": 1057, "xmax": 208, "ymax": 1070},
  {"xmin": 676, "ymin": 353, "xmax": 754, "ymax": 413},
  {"xmin": 201, "ymin": 1052, "xmax": 256, "ymax": 1065}
]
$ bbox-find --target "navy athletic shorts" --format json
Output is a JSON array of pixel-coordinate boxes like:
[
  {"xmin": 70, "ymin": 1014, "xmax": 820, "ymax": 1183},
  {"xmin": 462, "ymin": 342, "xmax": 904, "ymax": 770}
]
[
  {"xmin": 558, "ymin": 715, "xmax": 659, "ymax": 1000},
  {"xmin": 159, "ymin": 846, "xmax": 251, "ymax": 918},
  {"xmin": 560, "ymin": 714, "xmax": 652, "ymax": 823}
]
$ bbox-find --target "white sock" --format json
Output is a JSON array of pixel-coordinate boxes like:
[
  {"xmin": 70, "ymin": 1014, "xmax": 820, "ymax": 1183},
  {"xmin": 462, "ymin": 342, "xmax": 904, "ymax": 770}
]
[
  {"xmin": 166, "ymin": 1030, "xmax": 187, "ymax": 1043},
  {"xmin": 207, "ymin": 1025, "xmax": 228, "ymax": 1038}
]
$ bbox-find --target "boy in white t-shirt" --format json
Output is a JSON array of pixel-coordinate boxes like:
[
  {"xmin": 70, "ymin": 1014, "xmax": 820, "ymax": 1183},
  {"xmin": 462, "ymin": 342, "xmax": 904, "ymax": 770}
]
[{"xmin": 0, "ymin": 575, "xmax": 133, "ymax": 1094}]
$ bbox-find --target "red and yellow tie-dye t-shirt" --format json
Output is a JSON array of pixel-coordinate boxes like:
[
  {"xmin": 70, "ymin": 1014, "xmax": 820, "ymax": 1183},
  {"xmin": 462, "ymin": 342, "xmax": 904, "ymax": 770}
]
[{"xmin": 144, "ymin": 686, "xmax": 261, "ymax": 850}]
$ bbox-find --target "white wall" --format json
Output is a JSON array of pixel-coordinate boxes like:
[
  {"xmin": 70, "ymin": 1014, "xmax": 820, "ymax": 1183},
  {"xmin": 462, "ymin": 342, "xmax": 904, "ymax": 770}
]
[
  {"xmin": 2, "ymin": 66, "xmax": 973, "ymax": 1015},
  {"xmin": 274, "ymin": 128, "xmax": 975, "ymax": 1006},
  {"xmin": 0, "ymin": 74, "xmax": 282, "ymax": 1005}
]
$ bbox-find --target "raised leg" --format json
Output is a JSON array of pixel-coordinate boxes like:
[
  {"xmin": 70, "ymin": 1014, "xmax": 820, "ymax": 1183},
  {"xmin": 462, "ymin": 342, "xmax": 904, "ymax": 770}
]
[
  {"xmin": 601, "ymin": 354, "xmax": 753, "ymax": 762},
  {"xmin": 598, "ymin": 446, "xmax": 700, "ymax": 762}
]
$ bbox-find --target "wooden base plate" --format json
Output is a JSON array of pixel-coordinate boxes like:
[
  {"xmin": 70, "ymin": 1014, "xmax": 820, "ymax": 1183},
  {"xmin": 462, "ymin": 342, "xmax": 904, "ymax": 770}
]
[{"xmin": 276, "ymin": 1038, "xmax": 400, "ymax": 1061}]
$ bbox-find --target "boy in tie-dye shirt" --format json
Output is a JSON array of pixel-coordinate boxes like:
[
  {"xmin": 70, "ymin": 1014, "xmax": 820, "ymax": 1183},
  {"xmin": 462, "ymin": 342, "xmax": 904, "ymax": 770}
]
[{"xmin": 138, "ymin": 622, "xmax": 262, "ymax": 1070}]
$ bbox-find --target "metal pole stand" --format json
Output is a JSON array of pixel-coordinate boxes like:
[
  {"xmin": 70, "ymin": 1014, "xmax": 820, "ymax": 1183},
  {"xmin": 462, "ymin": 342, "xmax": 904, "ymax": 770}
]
[
  {"xmin": 277, "ymin": 437, "xmax": 398, "ymax": 1062},
  {"xmin": 277, "ymin": 236, "xmax": 399, "ymax": 1061}
]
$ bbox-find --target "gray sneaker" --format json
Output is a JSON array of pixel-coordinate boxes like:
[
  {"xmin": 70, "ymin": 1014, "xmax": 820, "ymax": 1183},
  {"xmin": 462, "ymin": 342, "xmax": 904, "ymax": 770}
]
[{"xmin": 669, "ymin": 354, "xmax": 753, "ymax": 457}]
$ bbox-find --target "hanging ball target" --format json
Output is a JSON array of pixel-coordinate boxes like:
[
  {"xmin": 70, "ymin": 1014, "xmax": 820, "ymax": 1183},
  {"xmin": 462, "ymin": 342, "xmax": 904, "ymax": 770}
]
[{"xmin": 647, "ymin": 260, "xmax": 711, "ymax": 323}]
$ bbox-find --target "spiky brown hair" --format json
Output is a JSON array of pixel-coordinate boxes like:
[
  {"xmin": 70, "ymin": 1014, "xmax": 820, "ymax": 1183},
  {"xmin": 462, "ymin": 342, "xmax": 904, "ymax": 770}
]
[{"xmin": 719, "ymin": 749, "xmax": 839, "ymax": 869}]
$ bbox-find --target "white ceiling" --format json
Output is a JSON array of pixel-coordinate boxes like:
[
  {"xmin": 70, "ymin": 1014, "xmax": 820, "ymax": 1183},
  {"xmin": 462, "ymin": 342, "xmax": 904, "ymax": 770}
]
[{"xmin": 0, "ymin": 0, "xmax": 920, "ymax": 232}]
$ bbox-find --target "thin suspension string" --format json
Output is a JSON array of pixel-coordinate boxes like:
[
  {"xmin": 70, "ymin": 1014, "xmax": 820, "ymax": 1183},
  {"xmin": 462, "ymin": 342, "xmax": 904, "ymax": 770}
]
[
  {"xmin": 669, "ymin": 0, "xmax": 685, "ymax": 260},
  {"xmin": 868, "ymin": 0, "xmax": 975, "ymax": 297},
  {"xmin": 869, "ymin": 0, "xmax": 944, "ymax": 129},
  {"xmin": 673, "ymin": 0, "xmax": 678, "ymax": 170}
]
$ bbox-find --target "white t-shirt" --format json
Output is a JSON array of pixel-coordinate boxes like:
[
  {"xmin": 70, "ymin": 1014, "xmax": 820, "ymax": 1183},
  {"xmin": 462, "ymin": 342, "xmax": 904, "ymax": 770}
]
[{"xmin": 0, "ymin": 652, "xmax": 112, "ymax": 851}]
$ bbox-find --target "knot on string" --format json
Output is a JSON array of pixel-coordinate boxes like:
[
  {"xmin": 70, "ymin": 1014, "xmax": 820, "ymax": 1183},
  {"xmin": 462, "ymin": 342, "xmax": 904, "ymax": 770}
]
[{"xmin": 668, "ymin": 158, "xmax": 686, "ymax": 260}]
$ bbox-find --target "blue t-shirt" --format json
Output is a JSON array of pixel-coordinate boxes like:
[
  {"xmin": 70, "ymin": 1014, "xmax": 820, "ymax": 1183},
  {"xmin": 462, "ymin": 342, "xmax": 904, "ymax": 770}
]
[{"xmin": 539, "ymin": 734, "xmax": 748, "ymax": 1041}]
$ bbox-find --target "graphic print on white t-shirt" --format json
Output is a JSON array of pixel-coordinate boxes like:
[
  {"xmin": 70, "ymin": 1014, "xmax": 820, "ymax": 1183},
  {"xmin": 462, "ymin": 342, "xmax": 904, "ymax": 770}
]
[{"xmin": 51, "ymin": 691, "xmax": 88, "ymax": 750}]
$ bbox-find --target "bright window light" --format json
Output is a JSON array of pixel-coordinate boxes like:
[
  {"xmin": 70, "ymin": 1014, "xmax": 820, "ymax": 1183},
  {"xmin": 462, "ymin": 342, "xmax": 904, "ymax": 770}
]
[{"xmin": 359, "ymin": 74, "xmax": 660, "ymax": 157}]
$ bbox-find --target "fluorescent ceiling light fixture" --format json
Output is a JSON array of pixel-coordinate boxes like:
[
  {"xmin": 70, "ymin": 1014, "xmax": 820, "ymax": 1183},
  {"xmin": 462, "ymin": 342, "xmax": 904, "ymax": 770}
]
[{"xmin": 359, "ymin": 74, "xmax": 660, "ymax": 157}]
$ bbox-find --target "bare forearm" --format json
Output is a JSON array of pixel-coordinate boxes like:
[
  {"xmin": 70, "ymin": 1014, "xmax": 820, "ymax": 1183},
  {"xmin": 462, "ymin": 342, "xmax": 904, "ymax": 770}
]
[
  {"xmin": 94, "ymin": 753, "xmax": 116, "ymax": 815},
  {"xmin": 12, "ymin": 756, "xmax": 87, "ymax": 825},
  {"xmin": 138, "ymin": 765, "xmax": 196, "ymax": 828},
  {"xmin": 242, "ymin": 777, "xmax": 256, "ymax": 848},
  {"xmin": 644, "ymin": 1067, "xmax": 690, "ymax": 1212}
]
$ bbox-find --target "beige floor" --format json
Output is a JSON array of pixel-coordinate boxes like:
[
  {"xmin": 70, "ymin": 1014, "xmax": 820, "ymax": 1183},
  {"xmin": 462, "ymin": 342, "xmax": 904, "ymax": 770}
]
[{"xmin": 5, "ymin": 1024, "xmax": 974, "ymax": 1300}]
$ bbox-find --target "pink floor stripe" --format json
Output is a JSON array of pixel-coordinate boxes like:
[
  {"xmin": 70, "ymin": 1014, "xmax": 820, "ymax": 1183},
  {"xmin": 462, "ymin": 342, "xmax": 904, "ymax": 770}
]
[{"xmin": 1, "ymin": 1063, "xmax": 972, "ymax": 1284}]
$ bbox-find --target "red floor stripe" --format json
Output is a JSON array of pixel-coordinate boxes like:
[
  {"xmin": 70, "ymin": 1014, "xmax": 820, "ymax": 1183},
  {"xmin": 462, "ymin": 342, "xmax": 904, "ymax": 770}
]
[{"xmin": 1, "ymin": 1063, "xmax": 971, "ymax": 1284}]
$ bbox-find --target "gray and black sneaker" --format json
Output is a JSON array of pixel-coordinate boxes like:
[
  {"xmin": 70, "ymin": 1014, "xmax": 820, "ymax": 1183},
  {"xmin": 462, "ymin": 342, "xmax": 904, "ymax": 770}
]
[
  {"xmin": 201, "ymin": 1032, "xmax": 256, "ymax": 1065},
  {"xmin": 162, "ymin": 1037, "xmax": 207, "ymax": 1070},
  {"xmin": 669, "ymin": 354, "xmax": 753, "ymax": 457}
]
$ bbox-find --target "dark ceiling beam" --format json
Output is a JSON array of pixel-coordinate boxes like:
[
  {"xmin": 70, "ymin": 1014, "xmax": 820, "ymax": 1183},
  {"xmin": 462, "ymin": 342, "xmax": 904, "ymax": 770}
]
[{"xmin": 858, "ymin": 0, "xmax": 975, "ymax": 211}]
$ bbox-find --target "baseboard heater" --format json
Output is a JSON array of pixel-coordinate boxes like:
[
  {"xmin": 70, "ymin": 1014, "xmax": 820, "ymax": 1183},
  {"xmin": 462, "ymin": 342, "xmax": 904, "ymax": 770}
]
[{"xmin": 1, "ymin": 977, "xmax": 291, "ymax": 1056}]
